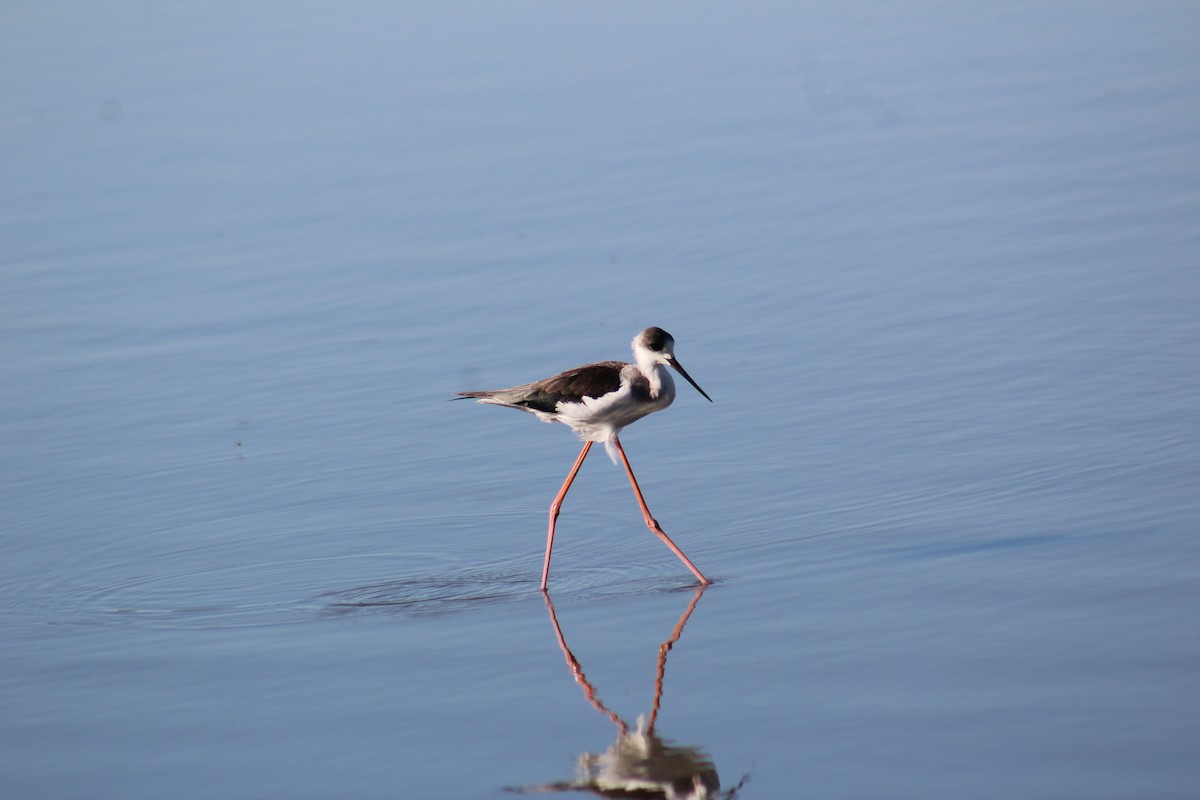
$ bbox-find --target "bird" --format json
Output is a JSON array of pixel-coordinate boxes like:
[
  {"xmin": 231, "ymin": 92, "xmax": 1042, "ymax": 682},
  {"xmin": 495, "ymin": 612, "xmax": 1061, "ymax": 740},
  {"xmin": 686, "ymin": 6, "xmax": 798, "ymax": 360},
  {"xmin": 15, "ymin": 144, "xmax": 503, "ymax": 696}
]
[{"xmin": 456, "ymin": 327, "xmax": 713, "ymax": 591}]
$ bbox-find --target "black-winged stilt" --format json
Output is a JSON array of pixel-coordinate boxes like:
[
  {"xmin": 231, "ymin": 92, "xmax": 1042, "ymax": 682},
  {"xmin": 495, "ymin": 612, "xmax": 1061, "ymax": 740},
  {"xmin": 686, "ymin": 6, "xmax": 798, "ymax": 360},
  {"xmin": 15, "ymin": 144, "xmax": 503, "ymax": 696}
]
[{"xmin": 456, "ymin": 327, "xmax": 712, "ymax": 591}]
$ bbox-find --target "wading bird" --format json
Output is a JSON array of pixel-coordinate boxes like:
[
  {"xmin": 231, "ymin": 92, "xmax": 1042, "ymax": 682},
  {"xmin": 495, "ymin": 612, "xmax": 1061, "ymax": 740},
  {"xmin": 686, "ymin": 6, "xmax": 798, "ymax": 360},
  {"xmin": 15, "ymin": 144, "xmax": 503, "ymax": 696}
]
[{"xmin": 456, "ymin": 327, "xmax": 712, "ymax": 591}]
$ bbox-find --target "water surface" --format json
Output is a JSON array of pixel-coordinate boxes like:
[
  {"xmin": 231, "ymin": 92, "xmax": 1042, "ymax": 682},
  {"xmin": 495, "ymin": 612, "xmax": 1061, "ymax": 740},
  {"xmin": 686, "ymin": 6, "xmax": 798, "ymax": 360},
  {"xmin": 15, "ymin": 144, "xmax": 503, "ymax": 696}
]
[{"xmin": 3, "ymin": 3, "xmax": 1198, "ymax": 798}]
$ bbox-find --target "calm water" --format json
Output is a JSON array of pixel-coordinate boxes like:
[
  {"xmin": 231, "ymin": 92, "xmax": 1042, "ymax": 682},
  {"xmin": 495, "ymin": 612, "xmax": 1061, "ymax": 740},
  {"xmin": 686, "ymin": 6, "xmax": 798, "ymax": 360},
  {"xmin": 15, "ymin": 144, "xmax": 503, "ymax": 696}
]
[{"xmin": 3, "ymin": 3, "xmax": 1198, "ymax": 798}]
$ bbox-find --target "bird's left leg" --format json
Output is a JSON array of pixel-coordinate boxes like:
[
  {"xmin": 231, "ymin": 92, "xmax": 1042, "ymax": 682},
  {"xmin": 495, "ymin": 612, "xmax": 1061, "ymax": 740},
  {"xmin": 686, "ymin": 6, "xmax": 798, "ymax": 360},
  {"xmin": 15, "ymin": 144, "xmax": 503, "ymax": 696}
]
[{"xmin": 541, "ymin": 441, "xmax": 593, "ymax": 591}]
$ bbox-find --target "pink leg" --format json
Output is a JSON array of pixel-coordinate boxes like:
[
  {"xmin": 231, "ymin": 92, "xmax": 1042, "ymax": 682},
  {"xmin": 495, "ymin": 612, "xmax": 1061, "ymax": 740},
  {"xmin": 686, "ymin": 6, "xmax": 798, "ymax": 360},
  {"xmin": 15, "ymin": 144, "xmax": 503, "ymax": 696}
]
[
  {"xmin": 541, "ymin": 441, "xmax": 593, "ymax": 592},
  {"xmin": 611, "ymin": 437, "xmax": 711, "ymax": 586}
]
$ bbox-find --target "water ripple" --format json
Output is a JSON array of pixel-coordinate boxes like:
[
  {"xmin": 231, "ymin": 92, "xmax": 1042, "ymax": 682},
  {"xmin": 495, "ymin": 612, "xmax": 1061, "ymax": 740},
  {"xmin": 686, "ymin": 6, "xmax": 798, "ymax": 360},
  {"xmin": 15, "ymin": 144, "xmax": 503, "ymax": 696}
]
[{"xmin": 1, "ymin": 553, "xmax": 714, "ymax": 632}]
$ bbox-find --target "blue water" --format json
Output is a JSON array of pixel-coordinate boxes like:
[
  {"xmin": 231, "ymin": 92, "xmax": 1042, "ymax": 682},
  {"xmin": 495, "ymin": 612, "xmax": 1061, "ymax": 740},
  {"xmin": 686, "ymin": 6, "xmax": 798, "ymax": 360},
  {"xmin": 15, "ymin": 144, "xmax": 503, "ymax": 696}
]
[{"xmin": 3, "ymin": 3, "xmax": 1198, "ymax": 798}]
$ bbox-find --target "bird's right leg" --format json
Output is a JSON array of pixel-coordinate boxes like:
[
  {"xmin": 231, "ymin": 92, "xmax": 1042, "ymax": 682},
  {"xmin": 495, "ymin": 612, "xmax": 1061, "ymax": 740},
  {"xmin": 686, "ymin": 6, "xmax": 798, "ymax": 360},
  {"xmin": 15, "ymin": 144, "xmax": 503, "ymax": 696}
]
[
  {"xmin": 542, "ymin": 440, "xmax": 593, "ymax": 592},
  {"xmin": 611, "ymin": 437, "xmax": 710, "ymax": 586}
]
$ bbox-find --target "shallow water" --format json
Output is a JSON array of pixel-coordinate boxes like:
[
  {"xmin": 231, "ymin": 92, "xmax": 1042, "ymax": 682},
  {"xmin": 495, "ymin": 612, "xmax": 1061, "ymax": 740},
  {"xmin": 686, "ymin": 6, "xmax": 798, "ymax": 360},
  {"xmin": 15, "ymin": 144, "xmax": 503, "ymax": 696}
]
[{"xmin": 3, "ymin": 3, "xmax": 1199, "ymax": 798}]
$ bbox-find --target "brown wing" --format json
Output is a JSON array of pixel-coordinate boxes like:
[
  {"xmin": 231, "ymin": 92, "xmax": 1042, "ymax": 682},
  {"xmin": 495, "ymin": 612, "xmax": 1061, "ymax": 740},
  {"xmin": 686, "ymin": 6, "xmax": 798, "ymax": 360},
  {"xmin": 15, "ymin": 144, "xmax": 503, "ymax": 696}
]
[{"xmin": 514, "ymin": 361, "xmax": 626, "ymax": 412}]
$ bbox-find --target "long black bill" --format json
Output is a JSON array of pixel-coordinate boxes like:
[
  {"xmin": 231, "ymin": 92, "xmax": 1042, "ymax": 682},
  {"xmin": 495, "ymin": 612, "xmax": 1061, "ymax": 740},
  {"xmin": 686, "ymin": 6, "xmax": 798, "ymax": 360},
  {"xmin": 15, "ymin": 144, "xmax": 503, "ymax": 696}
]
[{"xmin": 668, "ymin": 357, "xmax": 713, "ymax": 402}]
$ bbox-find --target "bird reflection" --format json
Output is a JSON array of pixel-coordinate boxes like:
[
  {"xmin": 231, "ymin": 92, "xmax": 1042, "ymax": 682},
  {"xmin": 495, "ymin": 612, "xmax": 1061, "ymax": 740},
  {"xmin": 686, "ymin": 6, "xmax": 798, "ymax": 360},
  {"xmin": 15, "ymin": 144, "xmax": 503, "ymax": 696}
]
[{"xmin": 507, "ymin": 587, "xmax": 747, "ymax": 799}]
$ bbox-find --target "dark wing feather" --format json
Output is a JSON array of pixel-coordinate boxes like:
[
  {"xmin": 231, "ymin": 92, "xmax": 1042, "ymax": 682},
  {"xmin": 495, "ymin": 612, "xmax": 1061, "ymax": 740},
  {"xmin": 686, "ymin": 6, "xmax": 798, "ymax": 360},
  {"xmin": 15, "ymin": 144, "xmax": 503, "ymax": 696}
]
[{"xmin": 516, "ymin": 361, "xmax": 625, "ymax": 412}]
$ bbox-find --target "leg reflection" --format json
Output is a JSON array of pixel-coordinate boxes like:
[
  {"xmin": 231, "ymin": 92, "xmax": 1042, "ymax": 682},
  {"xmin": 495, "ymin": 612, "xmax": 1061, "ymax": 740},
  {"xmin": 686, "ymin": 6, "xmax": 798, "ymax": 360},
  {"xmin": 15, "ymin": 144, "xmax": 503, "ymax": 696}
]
[{"xmin": 512, "ymin": 587, "xmax": 747, "ymax": 798}]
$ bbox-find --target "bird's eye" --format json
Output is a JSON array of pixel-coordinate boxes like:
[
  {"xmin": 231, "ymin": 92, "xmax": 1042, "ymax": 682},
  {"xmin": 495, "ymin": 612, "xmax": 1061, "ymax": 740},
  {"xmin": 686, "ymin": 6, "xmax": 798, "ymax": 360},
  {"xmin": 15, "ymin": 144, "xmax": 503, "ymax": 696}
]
[{"xmin": 648, "ymin": 341, "xmax": 662, "ymax": 351}]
